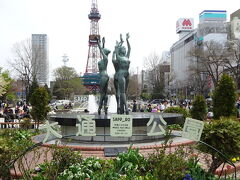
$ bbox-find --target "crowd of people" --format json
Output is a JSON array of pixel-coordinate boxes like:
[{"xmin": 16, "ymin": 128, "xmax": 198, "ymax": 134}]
[
  {"xmin": 0, "ymin": 100, "xmax": 30, "ymax": 128},
  {"xmin": 129, "ymin": 99, "xmax": 176, "ymax": 113}
]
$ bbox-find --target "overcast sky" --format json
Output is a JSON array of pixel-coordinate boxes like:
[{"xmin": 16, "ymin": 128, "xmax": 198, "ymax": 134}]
[{"xmin": 0, "ymin": 0, "xmax": 239, "ymax": 79}]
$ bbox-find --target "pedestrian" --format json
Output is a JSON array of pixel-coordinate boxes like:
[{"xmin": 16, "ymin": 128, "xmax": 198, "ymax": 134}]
[
  {"xmin": 147, "ymin": 104, "xmax": 152, "ymax": 112},
  {"xmin": 132, "ymin": 100, "xmax": 137, "ymax": 112}
]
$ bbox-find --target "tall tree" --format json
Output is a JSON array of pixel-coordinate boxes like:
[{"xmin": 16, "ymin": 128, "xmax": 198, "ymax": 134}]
[
  {"xmin": 27, "ymin": 76, "xmax": 39, "ymax": 103},
  {"xmin": 8, "ymin": 39, "xmax": 41, "ymax": 102},
  {"xmin": 143, "ymin": 53, "xmax": 166, "ymax": 98},
  {"xmin": 30, "ymin": 87, "xmax": 50, "ymax": 129},
  {"xmin": 190, "ymin": 95, "xmax": 207, "ymax": 120},
  {"xmin": 188, "ymin": 63, "xmax": 209, "ymax": 95},
  {"xmin": 189, "ymin": 41, "xmax": 226, "ymax": 88},
  {"xmin": 223, "ymin": 39, "xmax": 240, "ymax": 89},
  {"xmin": 0, "ymin": 73, "xmax": 8, "ymax": 97},
  {"xmin": 212, "ymin": 73, "xmax": 237, "ymax": 119},
  {"xmin": 127, "ymin": 73, "xmax": 139, "ymax": 99},
  {"xmin": 0, "ymin": 68, "xmax": 15, "ymax": 102},
  {"xmin": 53, "ymin": 66, "xmax": 86, "ymax": 99}
]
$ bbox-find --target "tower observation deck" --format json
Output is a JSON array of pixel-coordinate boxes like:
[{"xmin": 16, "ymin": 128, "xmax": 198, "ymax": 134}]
[{"xmin": 82, "ymin": 0, "xmax": 101, "ymax": 92}]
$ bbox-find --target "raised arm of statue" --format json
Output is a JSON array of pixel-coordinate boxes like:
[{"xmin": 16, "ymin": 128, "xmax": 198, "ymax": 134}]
[
  {"xmin": 126, "ymin": 33, "xmax": 131, "ymax": 58},
  {"xmin": 97, "ymin": 37, "xmax": 107, "ymax": 60},
  {"xmin": 120, "ymin": 34, "xmax": 124, "ymax": 46},
  {"xmin": 102, "ymin": 37, "xmax": 105, "ymax": 48},
  {"xmin": 115, "ymin": 40, "xmax": 120, "ymax": 60}
]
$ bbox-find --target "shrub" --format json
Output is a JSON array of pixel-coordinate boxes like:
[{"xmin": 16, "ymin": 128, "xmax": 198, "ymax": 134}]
[
  {"xmin": 0, "ymin": 129, "xmax": 35, "ymax": 179},
  {"xmin": 198, "ymin": 117, "xmax": 240, "ymax": 173},
  {"xmin": 212, "ymin": 74, "xmax": 237, "ymax": 119},
  {"xmin": 35, "ymin": 145, "xmax": 83, "ymax": 179},
  {"xmin": 186, "ymin": 157, "xmax": 216, "ymax": 180},
  {"xmin": 190, "ymin": 95, "xmax": 207, "ymax": 121},
  {"xmin": 19, "ymin": 118, "xmax": 32, "ymax": 129},
  {"xmin": 114, "ymin": 147, "xmax": 147, "ymax": 177},
  {"xmin": 57, "ymin": 157, "xmax": 106, "ymax": 180},
  {"xmin": 147, "ymin": 146, "xmax": 189, "ymax": 179},
  {"xmin": 164, "ymin": 106, "xmax": 190, "ymax": 119}
]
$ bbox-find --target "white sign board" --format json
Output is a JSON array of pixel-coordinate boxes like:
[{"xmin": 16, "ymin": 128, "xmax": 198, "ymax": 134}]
[
  {"xmin": 176, "ymin": 18, "xmax": 194, "ymax": 33},
  {"xmin": 182, "ymin": 118, "xmax": 204, "ymax": 141},
  {"xmin": 110, "ymin": 115, "xmax": 132, "ymax": 137}
]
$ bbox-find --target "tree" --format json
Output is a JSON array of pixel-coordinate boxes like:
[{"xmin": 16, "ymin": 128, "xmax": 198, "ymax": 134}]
[
  {"xmin": 140, "ymin": 92, "xmax": 151, "ymax": 101},
  {"xmin": 53, "ymin": 66, "xmax": 86, "ymax": 99},
  {"xmin": 223, "ymin": 39, "xmax": 240, "ymax": 89},
  {"xmin": 143, "ymin": 53, "xmax": 165, "ymax": 99},
  {"xmin": 44, "ymin": 84, "xmax": 52, "ymax": 100},
  {"xmin": 188, "ymin": 63, "xmax": 209, "ymax": 96},
  {"xmin": 27, "ymin": 76, "xmax": 39, "ymax": 104},
  {"xmin": 212, "ymin": 73, "xmax": 237, "ymax": 119},
  {"xmin": 30, "ymin": 87, "xmax": 50, "ymax": 129},
  {"xmin": 127, "ymin": 72, "xmax": 139, "ymax": 99},
  {"xmin": 190, "ymin": 95, "xmax": 207, "ymax": 120},
  {"xmin": 8, "ymin": 39, "xmax": 41, "ymax": 102},
  {"xmin": 189, "ymin": 41, "xmax": 226, "ymax": 88},
  {"xmin": 0, "ymin": 68, "xmax": 15, "ymax": 102},
  {"xmin": 199, "ymin": 118, "xmax": 240, "ymax": 173},
  {"xmin": 0, "ymin": 75, "xmax": 8, "ymax": 97}
]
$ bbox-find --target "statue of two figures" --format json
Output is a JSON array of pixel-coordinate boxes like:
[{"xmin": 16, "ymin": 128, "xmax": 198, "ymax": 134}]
[{"xmin": 97, "ymin": 33, "xmax": 131, "ymax": 115}]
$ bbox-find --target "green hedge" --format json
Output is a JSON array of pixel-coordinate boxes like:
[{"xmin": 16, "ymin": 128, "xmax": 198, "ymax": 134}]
[{"xmin": 164, "ymin": 106, "xmax": 190, "ymax": 119}]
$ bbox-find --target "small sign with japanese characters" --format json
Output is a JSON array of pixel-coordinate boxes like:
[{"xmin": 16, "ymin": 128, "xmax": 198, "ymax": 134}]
[
  {"xmin": 182, "ymin": 118, "xmax": 204, "ymax": 141},
  {"xmin": 110, "ymin": 115, "xmax": 132, "ymax": 137}
]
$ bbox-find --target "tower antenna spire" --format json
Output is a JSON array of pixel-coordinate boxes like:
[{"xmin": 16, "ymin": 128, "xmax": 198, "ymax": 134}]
[{"xmin": 82, "ymin": 0, "xmax": 101, "ymax": 92}]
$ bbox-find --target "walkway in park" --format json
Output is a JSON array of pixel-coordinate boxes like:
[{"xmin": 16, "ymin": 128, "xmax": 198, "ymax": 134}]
[{"xmin": 10, "ymin": 135, "xmax": 240, "ymax": 178}]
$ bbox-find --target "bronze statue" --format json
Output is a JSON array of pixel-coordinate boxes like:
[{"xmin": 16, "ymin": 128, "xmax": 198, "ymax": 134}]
[
  {"xmin": 112, "ymin": 34, "xmax": 124, "ymax": 114},
  {"xmin": 112, "ymin": 33, "xmax": 131, "ymax": 114},
  {"xmin": 97, "ymin": 37, "xmax": 111, "ymax": 115}
]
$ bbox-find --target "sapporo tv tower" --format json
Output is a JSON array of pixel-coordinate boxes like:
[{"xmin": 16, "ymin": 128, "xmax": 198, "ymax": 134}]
[{"xmin": 82, "ymin": 0, "xmax": 101, "ymax": 92}]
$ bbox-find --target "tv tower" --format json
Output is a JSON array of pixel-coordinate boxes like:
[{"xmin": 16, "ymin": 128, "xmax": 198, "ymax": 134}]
[
  {"xmin": 62, "ymin": 54, "xmax": 69, "ymax": 66},
  {"xmin": 85, "ymin": 0, "xmax": 101, "ymax": 73},
  {"xmin": 82, "ymin": 0, "xmax": 101, "ymax": 92}
]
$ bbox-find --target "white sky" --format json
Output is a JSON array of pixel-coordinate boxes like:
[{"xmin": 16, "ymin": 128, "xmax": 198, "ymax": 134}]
[{"xmin": 0, "ymin": 0, "xmax": 239, "ymax": 80}]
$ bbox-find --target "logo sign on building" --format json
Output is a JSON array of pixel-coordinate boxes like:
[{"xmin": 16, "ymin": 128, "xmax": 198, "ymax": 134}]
[
  {"xmin": 182, "ymin": 118, "xmax": 204, "ymax": 141},
  {"xmin": 110, "ymin": 115, "xmax": 132, "ymax": 137},
  {"xmin": 176, "ymin": 18, "xmax": 194, "ymax": 33}
]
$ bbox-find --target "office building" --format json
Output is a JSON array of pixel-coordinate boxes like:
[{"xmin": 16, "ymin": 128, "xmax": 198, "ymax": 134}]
[
  {"xmin": 32, "ymin": 34, "xmax": 49, "ymax": 86},
  {"xmin": 170, "ymin": 10, "xmax": 228, "ymax": 96}
]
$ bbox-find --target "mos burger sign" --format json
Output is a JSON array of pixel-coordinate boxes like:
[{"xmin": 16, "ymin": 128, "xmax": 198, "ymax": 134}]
[{"xmin": 176, "ymin": 18, "xmax": 194, "ymax": 33}]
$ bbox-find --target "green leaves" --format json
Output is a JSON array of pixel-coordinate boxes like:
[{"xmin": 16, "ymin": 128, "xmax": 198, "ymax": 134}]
[
  {"xmin": 115, "ymin": 148, "xmax": 147, "ymax": 176},
  {"xmin": 30, "ymin": 87, "xmax": 50, "ymax": 128},
  {"xmin": 198, "ymin": 117, "xmax": 240, "ymax": 173},
  {"xmin": 52, "ymin": 66, "xmax": 86, "ymax": 99},
  {"xmin": 164, "ymin": 106, "xmax": 190, "ymax": 120},
  {"xmin": 213, "ymin": 73, "xmax": 237, "ymax": 119},
  {"xmin": 190, "ymin": 95, "xmax": 207, "ymax": 121}
]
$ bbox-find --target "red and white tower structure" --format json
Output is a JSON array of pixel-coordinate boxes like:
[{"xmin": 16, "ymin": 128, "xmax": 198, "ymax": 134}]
[
  {"xmin": 82, "ymin": 0, "xmax": 101, "ymax": 92},
  {"xmin": 85, "ymin": 0, "xmax": 101, "ymax": 73}
]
